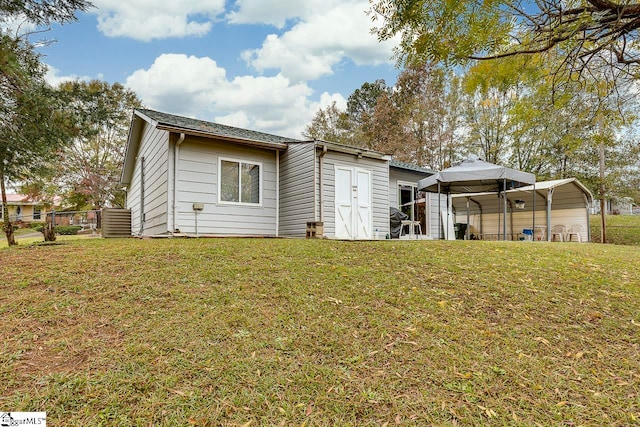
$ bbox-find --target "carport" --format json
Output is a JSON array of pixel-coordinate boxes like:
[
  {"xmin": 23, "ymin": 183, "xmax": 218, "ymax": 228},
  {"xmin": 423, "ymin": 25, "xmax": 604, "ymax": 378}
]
[
  {"xmin": 417, "ymin": 158, "xmax": 536, "ymax": 240},
  {"xmin": 450, "ymin": 178, "xmax": 593, "ymax": 242}
]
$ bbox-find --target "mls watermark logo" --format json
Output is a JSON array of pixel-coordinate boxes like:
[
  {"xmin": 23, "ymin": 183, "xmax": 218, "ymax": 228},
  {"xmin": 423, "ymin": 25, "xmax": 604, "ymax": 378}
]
[{"xmin": 0, "ymin": 412, "xmax": 46, "ymax": 426}]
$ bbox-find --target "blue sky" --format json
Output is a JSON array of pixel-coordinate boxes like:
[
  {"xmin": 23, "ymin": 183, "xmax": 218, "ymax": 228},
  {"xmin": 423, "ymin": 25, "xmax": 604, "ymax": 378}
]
[{"xmin": 22, "ymin": 0, "xmax": 401, "ymax": 138}]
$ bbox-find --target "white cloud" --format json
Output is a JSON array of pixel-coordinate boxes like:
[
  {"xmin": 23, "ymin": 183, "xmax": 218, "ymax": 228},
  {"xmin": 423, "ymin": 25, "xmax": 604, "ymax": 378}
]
[
  {"xmin": 318, "ymin": 92, "xmax": 348, "ymax": 111},
  {"xmin": 226, "ymin": 0, "xmax": 334, "ymax": 28},
  {"xmin": 125, "ymin": 53, "xmax": 227, "ymax": 117},
  {"xmin": 241, "ymin": 1, "xmax": 397, "ymax": 82},
  {"xmin": 125, "ymin": 53, "xmax": 346, "ymax": 138},
  {"xmin": 0, "ymin": 15, "xmax": 36, "ymax": 37},
  {"xmin": 91, "ymin": 0, "xmax": 225, "ymax": 41},
  {"xmin": 215, "ymin": 111, "xmax": 250, "ymax": 129},
  {"xmin": 44, "ymin": 64, "xmax": 95, "ymax": 86}
]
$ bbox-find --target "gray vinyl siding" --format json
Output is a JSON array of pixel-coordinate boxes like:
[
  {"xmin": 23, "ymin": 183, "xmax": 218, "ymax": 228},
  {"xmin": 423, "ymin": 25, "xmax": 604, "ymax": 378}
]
[
  {"xmin": 425, "ymin": 192, "xmax": 447, "ymax": 239},
  {"xmin": 126, "ymin": 122, "xmax": 169, "ymax": 236},
  {"xmin": 279, "ymin": 142, "xmax": 316, "ymax": 237},
  {"xmin": 174, "ymin": 136, "xmax": 278, "ymax": 236},
  {"xmin": 389, "ymin": 168, "xmax": 430, "ymax": 208},
  {"xmin": 318, "ymin": 150, "xmax": 389, "ymax": 238},
  {"xmin": 428, "ymin": 193, "xmax": 450, "ymax": 239}
]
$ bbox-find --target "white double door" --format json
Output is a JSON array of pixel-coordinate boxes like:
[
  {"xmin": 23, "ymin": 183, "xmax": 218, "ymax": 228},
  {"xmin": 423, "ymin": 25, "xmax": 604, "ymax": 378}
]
[{"xmin": 334, "ymin": 166, "xmax": 372, "ymax": 240}]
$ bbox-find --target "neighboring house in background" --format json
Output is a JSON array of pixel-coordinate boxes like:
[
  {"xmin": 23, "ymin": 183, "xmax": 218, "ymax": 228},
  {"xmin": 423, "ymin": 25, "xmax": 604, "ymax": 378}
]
[
  {"xmin": 0, "ymin": 194, "xmax": 57, "ymax": 223},
  {"xmin": 608, "ymin": 197, "xmax": 635, "ymax": 215},
  {"xmin": 121, "ymin": 109, "xmax": 416, "ymax": 239},
  {"xmin": 590, "ymin": 196, "xmax": 637, "ymax": 215}
]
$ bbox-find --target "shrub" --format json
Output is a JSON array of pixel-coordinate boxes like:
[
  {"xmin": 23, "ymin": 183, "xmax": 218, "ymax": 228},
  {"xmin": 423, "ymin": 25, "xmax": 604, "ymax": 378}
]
[
  {"xmin": 29, "ymin": 222, "xmax": 46, "ymax": 229},
  {"xmin": 55, "ymin": 225, "xmax": 83, "ymax": 235}
]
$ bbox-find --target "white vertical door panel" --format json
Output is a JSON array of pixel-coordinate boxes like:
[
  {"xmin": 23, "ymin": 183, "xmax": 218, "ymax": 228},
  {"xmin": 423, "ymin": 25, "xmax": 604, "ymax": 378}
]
[
  {"xmin": 334, "ymin": 166, "xmax": 372, "ymax": 240},
  {"xmin": 335, "ymin": 166, "xmax": 354, "ymax": 239},
  {"xmin": 355, "ymin": 169, "xmax": 372, "ymax": 239}
]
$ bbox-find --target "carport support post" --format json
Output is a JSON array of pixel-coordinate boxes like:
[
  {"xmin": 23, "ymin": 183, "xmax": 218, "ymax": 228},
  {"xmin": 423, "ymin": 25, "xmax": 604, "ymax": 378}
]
[
  {"xmin": 466, "ymin": 197, "xmax": 470, "ymax": 240},
  {"xmin": 585, "ymin": 194, "xmax": 591, "ymax": 242},
  {"xmin": 532, "ymin": 183, "xmax": 535, "ymax": 241},
  {"xmin": 437, "ymin": 181, "xmax": 441, "ymax": 240},
  {"xmin": 546, "ymin": 188, "xmax": 553, "ymax": 241},
  {"xmin": 503, "ymin": 178, "xmax": 507, "ymax": 240},
  {"xmin": 447, "ymin": 192, "xmax": 452, "ymax": 240}
]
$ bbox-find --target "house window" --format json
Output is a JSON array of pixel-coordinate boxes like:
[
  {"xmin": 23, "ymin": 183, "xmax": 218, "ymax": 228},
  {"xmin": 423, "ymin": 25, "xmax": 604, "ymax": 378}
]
[
  {"xmin": 398, "ymin": 181, "xmax": 427, "ymax": 236},
  {"xmin": 399, "ymin": 183, "xmax": 417, "ymax": 221},
  {"xmin": 33, "ymin": 206, "xmax": 42, "ymax": 220},
  {"xmin": 219, "ymin": 158, "xmax": 261, "ymax": 205}
]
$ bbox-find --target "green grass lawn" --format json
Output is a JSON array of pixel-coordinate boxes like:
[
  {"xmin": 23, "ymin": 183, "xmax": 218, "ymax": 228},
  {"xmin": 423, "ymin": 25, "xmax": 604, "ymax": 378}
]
[
  {"xmin": 1, "ymin": 238, "xmax": 639, "ymax": 425},
  {"xmin": 591, "ymin": 214, "xmax": 640, "ymax": 246}
]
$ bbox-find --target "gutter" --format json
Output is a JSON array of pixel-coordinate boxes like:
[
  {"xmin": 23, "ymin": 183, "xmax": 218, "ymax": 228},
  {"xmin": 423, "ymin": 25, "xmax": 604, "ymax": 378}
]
[
  {"xmin": 275, "ymin": 150, "xmax": 280, "ymax": 237},
  {"xmin": 172, "ymin": 133, "xmax": 185, "ymax": 233}
]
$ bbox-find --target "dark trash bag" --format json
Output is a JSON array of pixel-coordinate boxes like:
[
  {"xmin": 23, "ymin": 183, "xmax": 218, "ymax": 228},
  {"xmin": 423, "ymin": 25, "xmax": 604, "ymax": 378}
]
[{"xmin": 389, "ymin": 207, "xmax": 409, "ymax": 239}]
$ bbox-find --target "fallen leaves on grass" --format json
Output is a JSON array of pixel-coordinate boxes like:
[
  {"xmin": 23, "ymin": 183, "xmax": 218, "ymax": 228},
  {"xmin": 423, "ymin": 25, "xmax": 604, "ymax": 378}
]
[{"xmin": 1, "ymin": 238, "xmax": 639, "ymax": 425}]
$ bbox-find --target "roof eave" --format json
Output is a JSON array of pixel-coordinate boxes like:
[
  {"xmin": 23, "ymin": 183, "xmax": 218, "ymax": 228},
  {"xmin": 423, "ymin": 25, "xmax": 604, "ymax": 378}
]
[
  {"xmin": 156, "ymin": 124, "xmax": 289, "ymax": 151},
  {"xmin": 389, "ymin": 164, "xmax": 436, "ymax": 175},
  {"xmin": 120, "ymin": 112, "xmax": 146, "ymax": 186},
  {"xmin": 314, "ymin": 140, "xmax": 390, "ymax": 161}
]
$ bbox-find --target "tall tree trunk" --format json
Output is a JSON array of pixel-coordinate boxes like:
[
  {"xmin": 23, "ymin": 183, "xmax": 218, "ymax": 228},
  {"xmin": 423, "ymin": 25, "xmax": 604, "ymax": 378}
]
[
  {"xmin": 598, "ymin": 140, "xmax": 607, "ymax": 244},
  {"xmin": 1, "ymin": 167, "xmax": 17, "ymax": 246}
]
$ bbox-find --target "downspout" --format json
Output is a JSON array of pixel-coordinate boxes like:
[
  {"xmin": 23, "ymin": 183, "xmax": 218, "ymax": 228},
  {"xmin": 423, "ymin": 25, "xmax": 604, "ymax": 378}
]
[
  {"xmin": 173, "ymin": 133, "xmax": 185, "ymax": 233},
  {"xmin": 319, "ymin": 144, "xmax": 328, "ymax": 223},
  {"xmin": 139, "ymin": 156, "xmax": 145, "ymax": 236},
  {"xmin": 275, "ymin": 150, "xmax": 280, "ymax": 237}
]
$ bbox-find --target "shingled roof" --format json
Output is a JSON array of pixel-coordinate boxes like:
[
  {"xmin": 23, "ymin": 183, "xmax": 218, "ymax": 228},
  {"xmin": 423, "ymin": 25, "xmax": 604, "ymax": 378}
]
[
  {"xmin": 137, "ymin": 109, "xmax": 301, "ymax": 146},
  {"xmin": 389, "ymin": 159, "xmax": 435, "ymax": 175}
]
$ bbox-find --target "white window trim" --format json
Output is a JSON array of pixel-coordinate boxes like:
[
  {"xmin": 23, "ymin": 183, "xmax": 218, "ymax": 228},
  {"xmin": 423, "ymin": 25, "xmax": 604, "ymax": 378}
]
[{"xmin": 217, "ymin": 156, "xmax": 263, "ymax": 206}]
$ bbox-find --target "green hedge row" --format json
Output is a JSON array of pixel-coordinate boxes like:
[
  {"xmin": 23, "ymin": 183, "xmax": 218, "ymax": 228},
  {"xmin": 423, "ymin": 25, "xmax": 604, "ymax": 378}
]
[
  {"xmin": 55, "ymin": 226, "xmax": 83, "ymax": 235},
  {"xmin": 33, "ymin": 225, "xmax": 83, "ymax": 235}
]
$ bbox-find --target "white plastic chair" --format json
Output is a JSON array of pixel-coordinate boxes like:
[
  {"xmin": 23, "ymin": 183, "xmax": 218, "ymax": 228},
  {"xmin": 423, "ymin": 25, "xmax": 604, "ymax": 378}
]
[
  {"xmin": 550, "ymin": 225, "xmax": 566, "ymax": 242},
  {"xmin": 400, "ymin": 220, "xmax": 422, "ymax": 239},
  {"xmin": 566, "ymin": 224, "xmax": 584, "ymax": 242}
]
